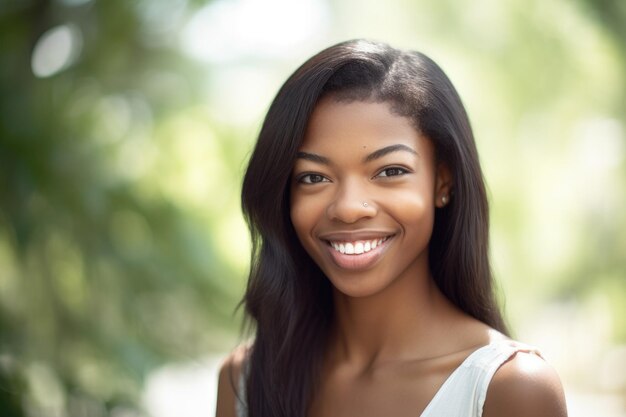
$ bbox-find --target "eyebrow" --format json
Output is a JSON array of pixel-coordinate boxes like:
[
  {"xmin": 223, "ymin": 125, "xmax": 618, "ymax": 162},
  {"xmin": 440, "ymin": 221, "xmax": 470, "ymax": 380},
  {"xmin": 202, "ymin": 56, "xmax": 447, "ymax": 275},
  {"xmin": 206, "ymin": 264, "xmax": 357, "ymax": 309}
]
[
  {"xmin": 296, "ymin": 151, "xmax": 330, "ymax": 165},
  {"xmin": 363, "ymin": 144, "xmax": 418, "ymax": 162},
  {"xmin": 296, "ymin": 144, "xmax": 418, "ymax": 165}
]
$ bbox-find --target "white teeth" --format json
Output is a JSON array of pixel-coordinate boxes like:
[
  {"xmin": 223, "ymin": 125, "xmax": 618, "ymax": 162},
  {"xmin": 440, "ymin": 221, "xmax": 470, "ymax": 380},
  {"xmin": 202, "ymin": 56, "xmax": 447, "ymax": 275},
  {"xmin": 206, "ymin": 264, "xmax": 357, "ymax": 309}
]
[
  {"xmin": 345, "ymin": 242, "xmax": 355, "ymax": 254},
  {"xmin": 354, "ymin": 242, "xmax": 364, "ymax": 254},
  {"xmin": 329, "ymin": 237, "xmax": 390, "ymax": 255}
]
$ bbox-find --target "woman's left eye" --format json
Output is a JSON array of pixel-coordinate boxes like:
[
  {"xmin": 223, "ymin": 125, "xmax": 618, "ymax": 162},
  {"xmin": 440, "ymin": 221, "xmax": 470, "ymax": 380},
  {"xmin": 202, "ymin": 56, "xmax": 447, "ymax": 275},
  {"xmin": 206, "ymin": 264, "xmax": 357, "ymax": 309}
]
[{"xmin": 376, "ymin": 167, "xmax": 409, "ymax": 178}]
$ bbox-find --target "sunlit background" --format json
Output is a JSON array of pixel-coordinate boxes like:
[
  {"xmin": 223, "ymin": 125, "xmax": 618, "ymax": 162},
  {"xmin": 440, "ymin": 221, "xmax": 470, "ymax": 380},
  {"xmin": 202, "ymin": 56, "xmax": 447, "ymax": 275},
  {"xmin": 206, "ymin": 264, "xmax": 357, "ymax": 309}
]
[{"xmin": 1, "ymin": 0, "xmax": 625, "ymax": 416}]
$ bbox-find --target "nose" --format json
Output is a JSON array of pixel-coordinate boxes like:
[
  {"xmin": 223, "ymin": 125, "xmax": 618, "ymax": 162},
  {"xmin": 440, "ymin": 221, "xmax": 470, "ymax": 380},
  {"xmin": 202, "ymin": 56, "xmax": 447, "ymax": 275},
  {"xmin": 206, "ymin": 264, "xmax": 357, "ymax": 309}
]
[{"xmin": 326, "ymin": 180, "xmax": 377, "ymax": 224}]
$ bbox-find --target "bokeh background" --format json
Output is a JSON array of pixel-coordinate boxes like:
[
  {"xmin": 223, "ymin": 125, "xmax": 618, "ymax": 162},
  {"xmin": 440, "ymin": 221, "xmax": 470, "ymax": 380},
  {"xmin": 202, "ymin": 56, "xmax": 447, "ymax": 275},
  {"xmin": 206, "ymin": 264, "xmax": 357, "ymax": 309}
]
[{"xmin": 1, "ymin": 0, "xmax": 625, "ymax": 416}]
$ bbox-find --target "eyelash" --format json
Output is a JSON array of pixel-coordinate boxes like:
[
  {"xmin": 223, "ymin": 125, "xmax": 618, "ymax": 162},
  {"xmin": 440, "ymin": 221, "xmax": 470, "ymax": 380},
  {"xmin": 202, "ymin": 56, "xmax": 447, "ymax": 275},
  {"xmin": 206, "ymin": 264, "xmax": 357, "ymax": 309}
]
[
  {"xmin": 297, "ymin": 173, "xmax": 329, "ymax": 184},
  {"xmin": 375, "ymin": 166, "xmax": 410, "ymax": 178},
  {"xmin": 296, "ymin": 166, "xmax": 410, "ymax": 184}
]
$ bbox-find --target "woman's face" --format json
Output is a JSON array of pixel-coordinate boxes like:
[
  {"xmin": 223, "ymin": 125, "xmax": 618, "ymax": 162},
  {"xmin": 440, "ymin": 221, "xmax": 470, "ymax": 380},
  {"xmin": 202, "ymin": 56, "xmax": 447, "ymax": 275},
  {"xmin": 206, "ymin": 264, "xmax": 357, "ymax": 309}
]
[{"xmin": 290, "ymin": 97, "xmax": 451, "ymax": 298}]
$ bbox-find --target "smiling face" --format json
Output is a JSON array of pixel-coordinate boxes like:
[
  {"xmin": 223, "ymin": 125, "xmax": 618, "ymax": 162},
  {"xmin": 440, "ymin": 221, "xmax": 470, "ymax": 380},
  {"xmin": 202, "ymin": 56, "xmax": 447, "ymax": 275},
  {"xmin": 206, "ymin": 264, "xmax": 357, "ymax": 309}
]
[{"xmin": 290, "ymin": 97, "xmax": 451, "ymax": 298}]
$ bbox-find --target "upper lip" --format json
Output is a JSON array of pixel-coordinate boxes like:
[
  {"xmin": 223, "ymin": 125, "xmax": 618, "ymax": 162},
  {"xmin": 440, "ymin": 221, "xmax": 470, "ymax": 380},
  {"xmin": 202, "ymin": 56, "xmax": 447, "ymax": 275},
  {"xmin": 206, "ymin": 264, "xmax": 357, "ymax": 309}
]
[{"xmin": 318, "ymin": 230, "xmax": 396, "ymax": 242}]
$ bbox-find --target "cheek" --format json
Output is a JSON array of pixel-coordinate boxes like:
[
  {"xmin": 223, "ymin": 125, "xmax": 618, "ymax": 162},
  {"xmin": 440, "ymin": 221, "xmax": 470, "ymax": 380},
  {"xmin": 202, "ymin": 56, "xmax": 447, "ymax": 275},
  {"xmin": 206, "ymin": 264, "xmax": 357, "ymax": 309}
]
[
  {"xmin": 390, "ymin": 187, "xmax": 435, "ymax": 232},
  {"xmin": 290, "ymin": 192, "xmax": 318, "ymax": 242},
  {"xmin": 290, "ymin": 191, "xmax": 332, "ymax": 266},
  {"xmin": 405, "ymin": 192, "xmax": 431, "ymax": 216},
  {"xmin": 290, "ymin": 203, "xmax": 323, "ymax": 267}
]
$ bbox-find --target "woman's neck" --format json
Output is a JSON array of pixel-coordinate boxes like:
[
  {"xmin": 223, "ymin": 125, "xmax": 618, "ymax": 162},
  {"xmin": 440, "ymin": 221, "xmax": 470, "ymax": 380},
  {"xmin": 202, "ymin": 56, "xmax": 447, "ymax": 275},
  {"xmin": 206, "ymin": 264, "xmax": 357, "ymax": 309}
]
[{"xmin": 327, "ymin": 270, "xmax": 462, "ymax": 370}]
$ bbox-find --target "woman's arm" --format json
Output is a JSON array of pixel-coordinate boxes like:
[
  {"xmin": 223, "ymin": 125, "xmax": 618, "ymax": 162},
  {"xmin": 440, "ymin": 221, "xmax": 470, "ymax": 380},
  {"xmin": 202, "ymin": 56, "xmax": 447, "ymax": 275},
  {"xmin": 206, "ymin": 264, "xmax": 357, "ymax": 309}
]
[
  {"xmin": 483, "ymin": 351, "xmax": 568, "ymax": 417},
  {"xmin": 215, "ymin": 345, "xmax": 248, "ymax": 417}
]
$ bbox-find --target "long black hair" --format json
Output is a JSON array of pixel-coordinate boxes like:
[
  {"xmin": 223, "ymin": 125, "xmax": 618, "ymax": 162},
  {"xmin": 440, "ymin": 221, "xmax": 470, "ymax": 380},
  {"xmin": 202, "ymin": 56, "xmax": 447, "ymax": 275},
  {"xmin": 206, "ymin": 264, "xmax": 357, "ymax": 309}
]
[{"xmin": 240, "ymin": 39, "xmax": 508, "ymax": 417}]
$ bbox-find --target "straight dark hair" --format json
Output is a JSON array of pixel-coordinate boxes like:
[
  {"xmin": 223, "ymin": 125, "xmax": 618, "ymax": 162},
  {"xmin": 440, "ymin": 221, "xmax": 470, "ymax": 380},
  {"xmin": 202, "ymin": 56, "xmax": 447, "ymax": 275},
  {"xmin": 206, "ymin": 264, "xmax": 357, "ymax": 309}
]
[{"xmin": 240, "ymin": 39, "xmax": 508, "ymax": 417}]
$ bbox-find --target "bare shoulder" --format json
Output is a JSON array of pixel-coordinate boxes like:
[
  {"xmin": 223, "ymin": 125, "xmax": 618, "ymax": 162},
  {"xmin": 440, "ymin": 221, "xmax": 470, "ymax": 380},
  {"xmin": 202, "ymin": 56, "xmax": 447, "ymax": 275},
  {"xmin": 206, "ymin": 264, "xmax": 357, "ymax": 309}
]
[
  {"xmin": 216, "ymin": 343, "xmax": 251, "ymax": 417},
  {"xmin": 483, "ymin": 350, "xmax": 568, "ymax": 417}
]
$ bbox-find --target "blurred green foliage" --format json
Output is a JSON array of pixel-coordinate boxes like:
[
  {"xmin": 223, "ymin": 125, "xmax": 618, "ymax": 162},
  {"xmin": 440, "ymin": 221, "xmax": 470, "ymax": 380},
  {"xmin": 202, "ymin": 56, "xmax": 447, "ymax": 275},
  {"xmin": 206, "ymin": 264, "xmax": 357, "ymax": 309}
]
[
  {"xmin": 1, "ymin": 0, "xmax": 244, "ymax": 415},
  {"xmin": 1, "ymin": 0, "xmax": 626, "ymax": 416}
]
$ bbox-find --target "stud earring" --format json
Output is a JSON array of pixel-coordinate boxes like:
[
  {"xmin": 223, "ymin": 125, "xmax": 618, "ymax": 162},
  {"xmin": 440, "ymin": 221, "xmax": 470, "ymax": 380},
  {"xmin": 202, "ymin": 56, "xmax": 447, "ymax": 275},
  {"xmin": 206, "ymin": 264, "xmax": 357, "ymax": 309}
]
[{"xmin": 441, "ymin": 195, "xmax": 448, "ymax": 205}]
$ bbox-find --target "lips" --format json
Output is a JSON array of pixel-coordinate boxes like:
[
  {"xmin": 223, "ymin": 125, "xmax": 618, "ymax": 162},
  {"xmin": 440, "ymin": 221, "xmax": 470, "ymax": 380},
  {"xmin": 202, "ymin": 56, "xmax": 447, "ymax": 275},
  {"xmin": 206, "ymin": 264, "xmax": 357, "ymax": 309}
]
[
  {"xmin": 320, "ymin": 233, "xmax": 395, "ymax": 270},
  {"xmin": 327, "ymin": 236, "xmax": 390, "ymax": 255}
]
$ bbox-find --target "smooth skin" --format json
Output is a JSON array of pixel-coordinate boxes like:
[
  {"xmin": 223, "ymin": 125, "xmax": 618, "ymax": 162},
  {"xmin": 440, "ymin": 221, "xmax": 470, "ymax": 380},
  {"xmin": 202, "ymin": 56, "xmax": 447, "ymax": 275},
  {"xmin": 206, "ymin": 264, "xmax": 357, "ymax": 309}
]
[{"xmin": 216, "ymin": 98, "xmax": 567, "ymax": 417}]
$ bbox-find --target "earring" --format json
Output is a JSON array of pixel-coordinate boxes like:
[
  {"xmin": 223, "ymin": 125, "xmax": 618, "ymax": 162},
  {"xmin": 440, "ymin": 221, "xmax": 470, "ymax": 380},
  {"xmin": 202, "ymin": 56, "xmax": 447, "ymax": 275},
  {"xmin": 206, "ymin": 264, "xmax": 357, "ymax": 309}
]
[
  {"xmin": 362, "ymin": 202, "xmax": 368, "ymax": 207},
  {"xmin": 441, "ymin": 195, "xmax": 448, "ymax": 205}
]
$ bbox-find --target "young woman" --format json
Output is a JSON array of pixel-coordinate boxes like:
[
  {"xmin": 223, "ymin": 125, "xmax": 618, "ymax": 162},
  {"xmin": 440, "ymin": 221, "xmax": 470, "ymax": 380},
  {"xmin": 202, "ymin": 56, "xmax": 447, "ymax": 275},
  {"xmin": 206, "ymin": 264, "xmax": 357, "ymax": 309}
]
[{"xmin": 216, "ymin": 39, "xmax": 567, "ymax": 417}]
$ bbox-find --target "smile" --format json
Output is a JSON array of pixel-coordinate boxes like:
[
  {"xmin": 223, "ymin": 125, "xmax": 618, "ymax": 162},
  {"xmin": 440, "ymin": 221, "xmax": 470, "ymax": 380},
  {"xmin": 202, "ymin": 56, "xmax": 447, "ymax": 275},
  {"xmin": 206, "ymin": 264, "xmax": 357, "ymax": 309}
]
[
  {"xmin": 327, "ymin": 236, "xmax": 392, "ymax": 255},
  {"xmin": 322, "ymin": 234, "xmax": 394, "ymax": 270}
]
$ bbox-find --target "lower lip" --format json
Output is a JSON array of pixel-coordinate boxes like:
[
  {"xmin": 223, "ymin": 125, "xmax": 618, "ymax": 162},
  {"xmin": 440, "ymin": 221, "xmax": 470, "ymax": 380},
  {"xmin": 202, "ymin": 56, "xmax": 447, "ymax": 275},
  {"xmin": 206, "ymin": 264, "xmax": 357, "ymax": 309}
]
[{"xmin": 324, "ymin": 237, "xmax": 393, "ymax": 271}]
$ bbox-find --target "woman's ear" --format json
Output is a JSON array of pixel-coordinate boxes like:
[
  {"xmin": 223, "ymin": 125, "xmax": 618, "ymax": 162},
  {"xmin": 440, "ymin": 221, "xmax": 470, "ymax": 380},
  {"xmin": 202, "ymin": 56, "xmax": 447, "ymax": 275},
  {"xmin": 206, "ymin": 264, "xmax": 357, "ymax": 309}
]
[{"xmin": 435, "ymin": 163, "xmax": 453, "ymax": 208}]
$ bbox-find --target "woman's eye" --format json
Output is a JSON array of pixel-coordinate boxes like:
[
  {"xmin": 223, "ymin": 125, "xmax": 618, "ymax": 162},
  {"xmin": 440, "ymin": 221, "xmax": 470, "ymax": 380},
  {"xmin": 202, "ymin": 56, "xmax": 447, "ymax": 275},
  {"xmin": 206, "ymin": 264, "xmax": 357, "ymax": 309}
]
[
  {"xmin": 298, "ymin": 174, "xmax": 329, "ymax": 184},
  {"xmin": 376, "ymin": 167, "xmax": 409, "ymax": 178}
]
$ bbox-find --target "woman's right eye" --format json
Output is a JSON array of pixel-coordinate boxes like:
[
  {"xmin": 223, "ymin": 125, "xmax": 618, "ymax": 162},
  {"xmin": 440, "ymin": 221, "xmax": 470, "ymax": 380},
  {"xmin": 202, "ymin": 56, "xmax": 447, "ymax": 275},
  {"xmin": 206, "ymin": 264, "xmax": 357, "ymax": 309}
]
[{"xmin": 297, "ymin": 174, "xmax": 329, "ymax": 184}]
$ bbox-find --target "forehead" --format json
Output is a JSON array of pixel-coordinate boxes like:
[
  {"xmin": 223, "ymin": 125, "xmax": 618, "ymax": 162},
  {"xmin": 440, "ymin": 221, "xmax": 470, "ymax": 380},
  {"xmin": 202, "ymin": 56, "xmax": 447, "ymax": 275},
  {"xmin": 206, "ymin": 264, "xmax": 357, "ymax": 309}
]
[{"xmin": 300, "ymin": 97, "xmax": 431, "ymax": 158}]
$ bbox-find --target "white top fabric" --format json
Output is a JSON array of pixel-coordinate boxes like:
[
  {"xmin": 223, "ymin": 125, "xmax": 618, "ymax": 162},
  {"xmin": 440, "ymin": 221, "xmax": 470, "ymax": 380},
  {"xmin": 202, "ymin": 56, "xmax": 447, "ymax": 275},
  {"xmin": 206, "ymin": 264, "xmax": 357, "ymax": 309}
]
[
  {"xmin": 419, "ymin": 340, "xmax": 541, "ymax": 417},
  {"xmin": 235, "ymin": 339, "xmax": 541, "ymax": 417}
]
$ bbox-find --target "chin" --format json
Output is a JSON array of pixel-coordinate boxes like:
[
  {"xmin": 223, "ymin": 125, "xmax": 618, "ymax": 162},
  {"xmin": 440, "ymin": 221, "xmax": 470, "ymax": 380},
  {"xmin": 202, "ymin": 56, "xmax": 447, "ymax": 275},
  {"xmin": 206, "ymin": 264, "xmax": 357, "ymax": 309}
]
[{"xmin": 325, "ymin": 271, "xmax": 396, "ymax": 300}]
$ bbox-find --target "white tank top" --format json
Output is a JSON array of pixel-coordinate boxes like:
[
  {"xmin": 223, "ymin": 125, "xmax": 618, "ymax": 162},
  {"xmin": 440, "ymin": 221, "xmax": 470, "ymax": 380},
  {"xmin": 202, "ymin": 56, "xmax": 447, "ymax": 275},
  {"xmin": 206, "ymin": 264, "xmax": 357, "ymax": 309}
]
[{"xmin": 236, "ymin": 339, "xmax": 542, "ymax": 417}]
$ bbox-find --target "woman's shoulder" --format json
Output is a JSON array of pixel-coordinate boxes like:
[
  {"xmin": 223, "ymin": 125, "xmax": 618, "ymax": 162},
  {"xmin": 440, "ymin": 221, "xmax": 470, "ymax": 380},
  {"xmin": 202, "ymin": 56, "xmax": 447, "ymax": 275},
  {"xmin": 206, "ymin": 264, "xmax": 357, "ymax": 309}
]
[
  {"xmin": 216, "ymin": 343, "xmax": 252, "ymax": 417},
  {"xmin": 482, "ymin": 342, "xmax": 568, "ymax": 417},
  {"xmin": 220, "ymin": 342, "xmax": 251, "ymax": 378}
]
